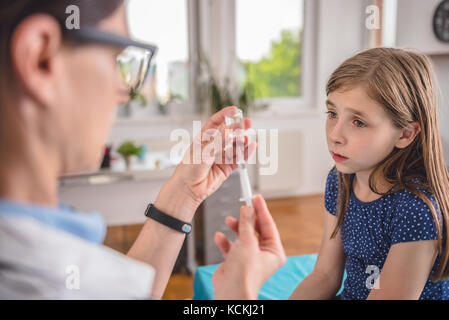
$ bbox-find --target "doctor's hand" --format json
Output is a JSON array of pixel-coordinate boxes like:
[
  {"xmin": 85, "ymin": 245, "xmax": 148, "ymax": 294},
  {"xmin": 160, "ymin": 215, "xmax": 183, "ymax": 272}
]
[
  {"xmin": 212, "ymin": 195, "xmax": 286, "ymax": 300},
  {"xmin": 174, "ymin": 106, "xmax": 255, "ymax": 204},
  {"xmin": 153, "ymin": 106, "xmax": 255, "ymax": 223}
]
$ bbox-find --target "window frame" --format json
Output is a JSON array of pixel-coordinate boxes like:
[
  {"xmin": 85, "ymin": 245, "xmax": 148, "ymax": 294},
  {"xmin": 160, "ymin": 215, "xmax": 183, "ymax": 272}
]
[
  {"xmin": 229, "ymin": 0, "xmax": 319, "ymax": 115},
  {"xmin": 117, "ymin": 0, "xmax": 319, "ymax": 124},
  {"xmin": 118, "ymin": 0, "xmax": 201, "ymax": 123}
]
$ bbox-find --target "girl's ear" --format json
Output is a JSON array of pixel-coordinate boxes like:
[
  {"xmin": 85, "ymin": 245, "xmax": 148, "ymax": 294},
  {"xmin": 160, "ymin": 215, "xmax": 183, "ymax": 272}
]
[{"xmin": 395, "ymin": 121, "xmax": 421, "ymax": 149}]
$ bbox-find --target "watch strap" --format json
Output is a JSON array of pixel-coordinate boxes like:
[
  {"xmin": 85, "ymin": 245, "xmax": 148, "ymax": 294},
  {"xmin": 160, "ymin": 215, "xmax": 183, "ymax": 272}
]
[{"xmin": 144, "ymin": 203, "xmax": 192, "ymax": 234}]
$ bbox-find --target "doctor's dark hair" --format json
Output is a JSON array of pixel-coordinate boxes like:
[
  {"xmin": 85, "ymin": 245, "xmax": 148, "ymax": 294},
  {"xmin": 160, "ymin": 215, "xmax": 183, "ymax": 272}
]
[
  {"xmin": 0, "ymin": 0, "xmax": 123, "ymax": 101},
  {"xmin": 326, "ymin": 47, "xmax": 449, "ymax": 282}
]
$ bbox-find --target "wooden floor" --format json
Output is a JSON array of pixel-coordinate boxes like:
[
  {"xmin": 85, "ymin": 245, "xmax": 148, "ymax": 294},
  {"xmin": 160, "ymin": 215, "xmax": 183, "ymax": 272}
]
[{"xmin": 103, "ymin": 194, "xmax": 325, "ymax": 299}]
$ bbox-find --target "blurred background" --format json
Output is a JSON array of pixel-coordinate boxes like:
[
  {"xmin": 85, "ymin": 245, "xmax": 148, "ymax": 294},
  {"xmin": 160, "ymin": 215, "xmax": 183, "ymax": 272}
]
[{"xmin": 58, "ymin": 0, "xmax": 449, "ymax": 299}]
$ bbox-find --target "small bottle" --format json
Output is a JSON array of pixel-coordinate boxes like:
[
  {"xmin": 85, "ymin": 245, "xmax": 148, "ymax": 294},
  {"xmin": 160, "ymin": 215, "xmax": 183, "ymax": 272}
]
[
  {"xmin": 100, "ymin": 145, "xmax": 112, "ymax": 169},
  {"xmin": 225, "ymin": 108, "xmax": 246, "ymax": 163},
  {"xmin": 225, "ymin": 108, "xmax": 253, "ymax": 206},
  {"xmin": 138, "ymin": 145, "xmax": 147, "ymax": 163}
]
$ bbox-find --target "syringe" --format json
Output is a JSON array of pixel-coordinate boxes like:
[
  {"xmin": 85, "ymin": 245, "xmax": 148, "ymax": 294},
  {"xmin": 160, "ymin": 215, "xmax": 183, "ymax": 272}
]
[{"xmin": 225, "ymin": 109, "xmax": 253, "ymax": 207}]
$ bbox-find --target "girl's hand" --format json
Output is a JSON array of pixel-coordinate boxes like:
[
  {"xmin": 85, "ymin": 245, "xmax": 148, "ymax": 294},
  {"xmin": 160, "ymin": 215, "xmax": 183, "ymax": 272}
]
[
  {"xmin": 172, "ymin": 106, "xmax": 255, "ymax": 206},
  {"xmin": 212, "ymin": 195, "xmax": 287, "ymax": 299}
]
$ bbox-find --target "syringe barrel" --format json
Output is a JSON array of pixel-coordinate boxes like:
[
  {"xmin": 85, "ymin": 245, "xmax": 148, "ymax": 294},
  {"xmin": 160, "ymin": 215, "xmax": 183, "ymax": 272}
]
[
  {"xmin": 225, "ymin": 108, "xmax": 253, "ymax": 206},
  {"xmin": 238, "ymin": 166, "xmax": 253, "ymax": 206}
]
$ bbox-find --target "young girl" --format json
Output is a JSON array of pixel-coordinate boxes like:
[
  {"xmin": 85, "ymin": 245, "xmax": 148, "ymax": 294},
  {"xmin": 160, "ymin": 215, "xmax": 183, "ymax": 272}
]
[{"xmin": 290, "ymin": 47, "xmax": 449, "ymax": 299}]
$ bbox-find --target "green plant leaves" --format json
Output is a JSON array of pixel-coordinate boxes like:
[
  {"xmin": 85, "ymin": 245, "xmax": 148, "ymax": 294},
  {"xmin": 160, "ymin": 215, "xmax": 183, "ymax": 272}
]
[{"xmin": 117, "ymin": 141, "xmax": 143, "ymax": 157}]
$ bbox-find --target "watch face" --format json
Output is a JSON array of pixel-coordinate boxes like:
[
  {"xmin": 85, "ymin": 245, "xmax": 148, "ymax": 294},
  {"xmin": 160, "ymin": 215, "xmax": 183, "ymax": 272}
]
[{"xmin": 434, "ymin": 0, "xmax": 449, "ymax": 42}]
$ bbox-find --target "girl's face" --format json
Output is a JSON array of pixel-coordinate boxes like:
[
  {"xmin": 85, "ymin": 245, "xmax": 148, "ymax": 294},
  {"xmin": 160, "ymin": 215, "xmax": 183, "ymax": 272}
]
[{"xmin": 325, "ymin": 85, "xmax": 403, "ymax": 176}]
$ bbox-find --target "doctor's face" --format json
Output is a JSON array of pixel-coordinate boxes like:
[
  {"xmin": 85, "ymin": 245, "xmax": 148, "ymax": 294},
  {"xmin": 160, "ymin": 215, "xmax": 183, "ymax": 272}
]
[{"xmin": 57, "ymin": 4, "xmax": 130, "ymax": 173}]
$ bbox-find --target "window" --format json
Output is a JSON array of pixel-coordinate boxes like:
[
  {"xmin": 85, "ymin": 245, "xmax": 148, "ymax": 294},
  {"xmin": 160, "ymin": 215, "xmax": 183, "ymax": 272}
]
[
  {"xmin": 125, "ymin": 0, "xmax": 190, "ymax": 116},
  {"xmin": 118, "ymin": 0, "xmax": 316, "ymax": 120},
  {"xmin": 382, "ymin": 0, "xmax": 397, "ymax": 47},
  {"xmin": 236, "ymin": 0, "xmax": 305, "ymax": 100}
]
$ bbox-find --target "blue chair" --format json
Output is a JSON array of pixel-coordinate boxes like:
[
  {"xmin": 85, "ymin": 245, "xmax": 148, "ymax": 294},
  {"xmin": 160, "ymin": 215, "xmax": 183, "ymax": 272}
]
[{"xmin": 193, "ymin": 254, "xmax": 345, "ymax": 300}]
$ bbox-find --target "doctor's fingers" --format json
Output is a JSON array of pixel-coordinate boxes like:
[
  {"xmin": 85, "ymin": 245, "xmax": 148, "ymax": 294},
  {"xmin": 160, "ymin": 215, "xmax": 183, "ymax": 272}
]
[{"xmin": 215, "ymin": 231, "xmax": 232, "ymax": 258}]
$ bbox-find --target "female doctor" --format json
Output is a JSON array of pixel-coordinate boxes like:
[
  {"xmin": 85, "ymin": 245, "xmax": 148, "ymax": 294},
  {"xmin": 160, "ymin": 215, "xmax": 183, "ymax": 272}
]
[{"xmin": 0, "ymin": 0, "xmax": 286, "ymax": 299}]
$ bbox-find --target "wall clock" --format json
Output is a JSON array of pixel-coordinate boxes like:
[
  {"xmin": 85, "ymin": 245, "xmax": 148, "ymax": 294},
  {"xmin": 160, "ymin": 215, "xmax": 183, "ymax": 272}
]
[{"xmin": 434, "ymin": 0, "xmax": 449, "ymax": 42}]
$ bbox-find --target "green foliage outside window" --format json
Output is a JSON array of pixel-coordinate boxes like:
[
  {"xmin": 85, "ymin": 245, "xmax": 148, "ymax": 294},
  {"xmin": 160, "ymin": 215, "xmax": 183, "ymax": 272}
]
[{"xmin": 243, "ymin": 29, "xmax": 302, "ymax": 99}]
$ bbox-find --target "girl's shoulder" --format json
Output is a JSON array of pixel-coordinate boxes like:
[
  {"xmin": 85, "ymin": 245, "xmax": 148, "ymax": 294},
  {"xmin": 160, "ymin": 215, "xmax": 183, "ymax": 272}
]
[
  {"xmin": 391, "ymin": 177, "xmax": 437, "ymax": 211},
  {"xmin": 324, "ymin": 166, "xmax": 339, "ymax": 215},
  {"xmin": 324, "ymin": 167, "xmax": 439, "ymax": 216},
  {"xmin": 388, "ymin": 183, "xmax": 442, "ymax": 245},
  {"xmin": 325, "ymin": 166, "xmax": 338, "ymax": 190}
]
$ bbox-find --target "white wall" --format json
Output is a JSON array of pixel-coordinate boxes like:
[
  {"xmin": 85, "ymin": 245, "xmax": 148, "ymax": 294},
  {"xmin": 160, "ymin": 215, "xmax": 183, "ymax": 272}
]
[
  {"xmin": 395, "ymin": 0, "xmax": 449, "ymax": 165},
  {"xmin": 430, "ymin": 56, "xmax": 449, "ymax": 166},
  {"xmin": 396, "ymin": 0, "xmax": 449, "ymax": 55}
]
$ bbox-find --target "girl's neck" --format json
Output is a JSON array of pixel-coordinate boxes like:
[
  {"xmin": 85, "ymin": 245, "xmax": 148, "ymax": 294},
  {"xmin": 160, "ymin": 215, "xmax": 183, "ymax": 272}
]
[{"xmin": 353, "ymin": 169, "xmax": 393, "ymax": 202}]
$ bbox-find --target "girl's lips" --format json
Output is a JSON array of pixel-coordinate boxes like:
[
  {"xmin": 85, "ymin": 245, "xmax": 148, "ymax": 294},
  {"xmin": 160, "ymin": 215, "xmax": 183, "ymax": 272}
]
[{"xmin": 332, "ymin": 152, "xmax": 349, "ymax": 162}]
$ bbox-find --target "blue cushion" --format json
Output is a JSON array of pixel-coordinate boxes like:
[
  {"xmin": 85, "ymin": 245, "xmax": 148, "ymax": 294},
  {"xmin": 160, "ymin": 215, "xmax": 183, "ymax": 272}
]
[{"xmin": 193, "ymin": 254, "xmax": 345, "ymax": 300}]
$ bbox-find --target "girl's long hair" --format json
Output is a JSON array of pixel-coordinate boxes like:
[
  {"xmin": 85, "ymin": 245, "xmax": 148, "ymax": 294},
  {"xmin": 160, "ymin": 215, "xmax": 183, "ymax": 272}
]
[{"xmin": 326, "ymin": 47, "xmax": 449, "ymax": 281}]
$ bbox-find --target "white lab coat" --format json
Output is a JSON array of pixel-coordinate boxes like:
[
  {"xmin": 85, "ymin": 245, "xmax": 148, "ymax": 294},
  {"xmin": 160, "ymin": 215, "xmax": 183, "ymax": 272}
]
[{"xmin": 0, "ymin": 216, "xmax": 155, "ymax": 299}]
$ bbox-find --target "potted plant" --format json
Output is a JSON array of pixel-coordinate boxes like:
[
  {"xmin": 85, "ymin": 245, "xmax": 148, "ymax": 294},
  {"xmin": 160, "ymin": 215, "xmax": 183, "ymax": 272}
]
[
  {"xmin": 117, "ymin": 141, "xmax": 144, "ymax": 170},
  {"xmin": 198, "ymin": 54, "xmax": 257, "ymax": 116}
]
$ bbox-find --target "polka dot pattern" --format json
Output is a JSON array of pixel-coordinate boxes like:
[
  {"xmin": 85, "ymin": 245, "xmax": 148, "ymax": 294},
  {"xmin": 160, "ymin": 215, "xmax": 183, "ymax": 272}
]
[{"xmin": 324, "ymin": 166, "xmax": 449, "ymax": 300}]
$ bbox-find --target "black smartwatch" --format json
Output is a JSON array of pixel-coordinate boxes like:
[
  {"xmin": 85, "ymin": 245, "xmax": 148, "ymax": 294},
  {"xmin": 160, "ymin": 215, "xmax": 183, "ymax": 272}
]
[{"xmin": 144, "ymin": 203, "xmax": 192, "ymax": 234}]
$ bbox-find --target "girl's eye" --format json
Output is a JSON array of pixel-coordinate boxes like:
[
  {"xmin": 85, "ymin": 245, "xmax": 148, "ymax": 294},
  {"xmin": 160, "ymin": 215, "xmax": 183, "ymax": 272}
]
[
  {"xmin": 325, "ymin": 111, "xmax": 366, "ymax": 128},
  {"xmin": 354, "ymin": 119, "xmax": 366, "ymax": 128},
  {"xmin": 325, "ymin": 111, "xmax": 337, "ymax": 119}
]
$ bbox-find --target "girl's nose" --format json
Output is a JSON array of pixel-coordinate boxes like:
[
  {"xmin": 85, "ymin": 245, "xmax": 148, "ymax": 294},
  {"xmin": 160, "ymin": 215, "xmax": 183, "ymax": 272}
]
[{"xmin": 329, "ymin": 121, "xmax": 346, "ymax": 145}]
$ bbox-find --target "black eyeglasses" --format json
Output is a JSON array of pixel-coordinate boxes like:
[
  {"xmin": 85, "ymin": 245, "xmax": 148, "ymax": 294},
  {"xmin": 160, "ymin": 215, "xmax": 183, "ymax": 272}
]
[{"xmin": 65, "ymin": 28, "xmax": 158, "ymax": 95}]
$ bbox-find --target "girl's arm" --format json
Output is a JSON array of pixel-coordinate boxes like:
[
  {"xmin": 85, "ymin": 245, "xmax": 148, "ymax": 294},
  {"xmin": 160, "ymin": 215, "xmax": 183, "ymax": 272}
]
[
  {"xmin": 289, "ymin": 212, "xmax": 346, "ymax": 299},
  {"xmin": 367, "ymin": 240, "xmax": 438, "ymax": 300}
]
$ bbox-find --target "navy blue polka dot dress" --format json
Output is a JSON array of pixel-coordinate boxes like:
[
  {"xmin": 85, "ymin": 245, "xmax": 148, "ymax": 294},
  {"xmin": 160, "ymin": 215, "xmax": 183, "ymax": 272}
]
[{"xmin": 324, "ymin": 166, "xmax": 449, "ymax": 300}]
